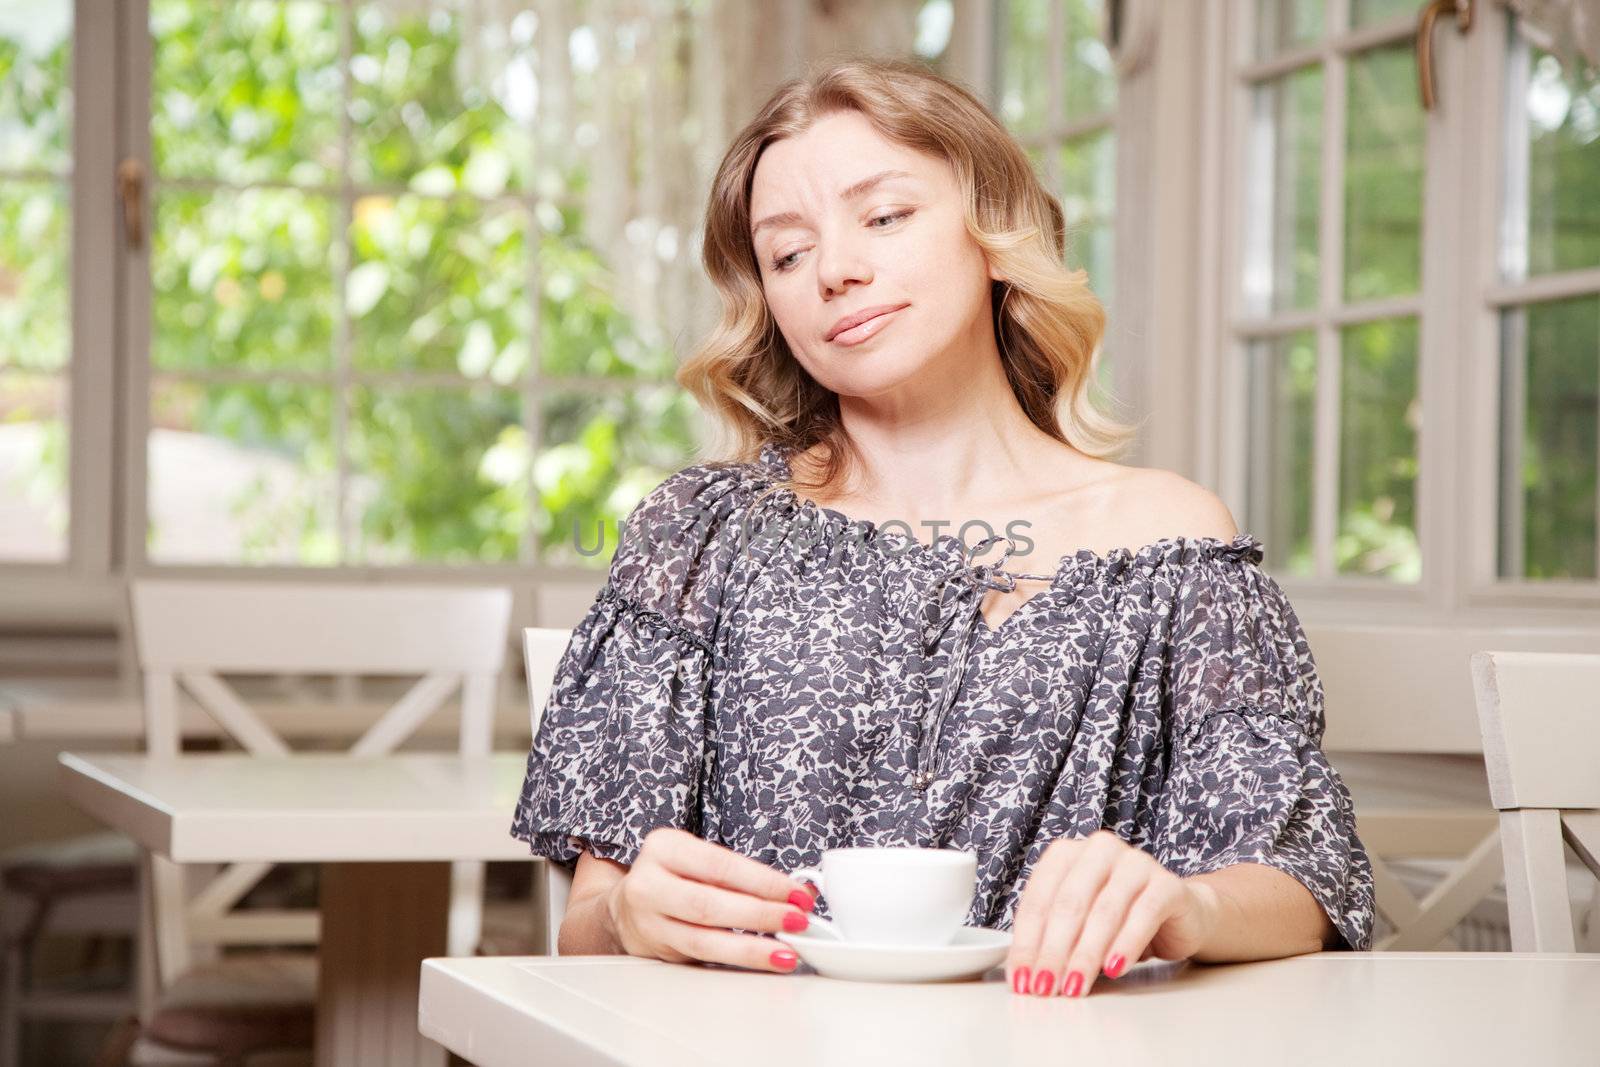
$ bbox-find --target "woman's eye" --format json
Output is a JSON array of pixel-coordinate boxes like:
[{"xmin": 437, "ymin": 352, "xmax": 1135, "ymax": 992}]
[{"xmin": 768, "ymin": 210, "xmax": 913, "ymax": 274}]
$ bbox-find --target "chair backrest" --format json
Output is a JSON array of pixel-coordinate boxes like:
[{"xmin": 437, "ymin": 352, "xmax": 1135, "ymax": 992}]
[
  {"xmin": 128, "ymin": 580, "xmax": 513, "ymax": 985},
  {"xmin": 523, "ymin": 627, "xmax": 576, "ymax": 954},
  {"xmin": 1306, "ymin": 623, "xmax": 1510, "ymax": 949},
  {"xmin": 522, "ymin": 627, "xmax": 572, "ymax": 739},
  {"xmin": 1471, "ymin": 650, "xmax": 1600, "ymax": 952},
  {"xmin": 1311, "ymin": 623, "xmax": 1600, "ymax": 753},
  {"xmin": 132, "ymin": 580, "xmax": 512, "ymax": 758}
]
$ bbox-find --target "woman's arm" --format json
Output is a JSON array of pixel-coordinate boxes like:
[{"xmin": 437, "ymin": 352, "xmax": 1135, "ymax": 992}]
[
  {"xmin": 1004, "ymin": 831, "xmax": 1342, "ymax": 998},
  {"xmin": 556, "ymin": 849, "xmax": 628, "ymax": 955},
  {"xmin": 1185, "ymin": 861, "xmax": 1340, "ymax": 962}
]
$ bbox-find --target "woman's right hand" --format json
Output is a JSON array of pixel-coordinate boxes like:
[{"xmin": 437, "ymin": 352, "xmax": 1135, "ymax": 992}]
[{"xmin": 601, "ymin": 827, "xmax": 818, "ymax": 972}]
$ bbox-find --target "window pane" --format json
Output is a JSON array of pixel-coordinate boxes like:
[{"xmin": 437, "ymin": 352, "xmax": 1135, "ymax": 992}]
[
  {"xmin": 0, "ymin": 1, "xmax": 71, "ymax": 173},
  {"xmin": 537, "ymin": 209, "xmax": 678, "ymax": 379},
  {"xmin": 1350, "ymin": 0, "xmax": 1416, "ymax": 26},
  {"xmin": 1064, "ymin": 0, "xmax": 1113, "ymax": 122},
  {"xmin": 350, "ymin": 0, "xmax": 537, "ymax": 194},
  {"xmin": 0, "ymin": 371, "xmax": 67, "ymax": 562},
  {"xmin": 1058, "ymin": 129, "xmax": 1114, "ymax": 307},
  {"xmin": 1344, "ymin": 45, "xmax": 1423, "ymax": 301},
  {"xmin": 1254, "ymin": 0, "xmax": 1321, "ymax": 60},
  {"xmin": 349, "ymin": 194, "xmax": 530, "ymax": 377},
  {"xmin": 151, "ymin": 0, "xmax": 342, "ymax": 186},
  {"xmin": 537, "ymin": 387, "xmax": 701, "ymax": 567},
  {"xmin": 1246, "ymin": 332, "xmax": 1316, "ymax": 577},
  {"xmin": 999, "ymin": 0, "xmax": 1050, "ymax": 134},
  {"xmin": 0, "ymin": 181, "xmax": 69, "ymax": 373},
  {"xmin": 1337, "ymin": 317, "xmax": 1420, "ymax": 580},
  {"xmin": 1509, "ymin": 45, "xmax": 1600, "ymax": 279},
  {"xmin": 148, "ymin": 380, "xmax": 338, "ymax": 564},
  {"xmin": 1498, "ymin": 295, "xmax": 1598, "ymax": 580},
  {"xmin": 348, "ymin": 385, "xmax": 524, "ymax": 564},
  {"xmin": 1244, "ymin": 67, "xmax": 1321, "ymax": 316},
  {"xmin": 0, "ymin": 2, "xmax": 70, "ymax": 564},
  {"xmin": 153, "ymin": 187, "xmax": 336, "ymax": 373}
]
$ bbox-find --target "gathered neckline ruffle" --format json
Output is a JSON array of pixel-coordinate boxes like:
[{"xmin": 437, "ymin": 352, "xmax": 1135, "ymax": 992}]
[{"xmin": 728, "ymin": 441, "xmax": 1266, "ymax": 586}]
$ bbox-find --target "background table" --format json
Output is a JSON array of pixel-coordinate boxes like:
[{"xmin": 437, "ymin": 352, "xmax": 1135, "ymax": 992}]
[
  {"xmin": 420, "ymin": 951, "xmax": 1600, "ymax": 1067},
  {"xmin": 57, "ymin": 751, "xmax": 534, "ymax": 1067}
]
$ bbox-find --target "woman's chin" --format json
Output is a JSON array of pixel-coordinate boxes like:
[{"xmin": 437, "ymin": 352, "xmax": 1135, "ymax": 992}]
[{"xmin": 810, "ymin": 348, "xmax": 936, "ymax": 395}]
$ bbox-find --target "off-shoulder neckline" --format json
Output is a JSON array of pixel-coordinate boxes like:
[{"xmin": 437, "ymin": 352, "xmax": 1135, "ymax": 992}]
[{"xmin": 743, "ymin": 441, "xmax": 1266, "ymax": 585}]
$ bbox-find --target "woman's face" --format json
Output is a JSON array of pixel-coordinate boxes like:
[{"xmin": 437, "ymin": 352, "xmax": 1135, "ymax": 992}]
[{"xmin": 748, "ymin": 110, "xmax": 1001, "ymax": 401}]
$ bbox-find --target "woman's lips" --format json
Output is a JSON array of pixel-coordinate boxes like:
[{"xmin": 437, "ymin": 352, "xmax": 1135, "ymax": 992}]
[{"xmin": 829, "ymin": 305, "xmax": 906, "ymax": 346}]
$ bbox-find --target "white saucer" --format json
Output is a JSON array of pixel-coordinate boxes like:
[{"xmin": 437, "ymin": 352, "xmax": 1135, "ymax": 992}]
[{"xmin": 774, "ymin": 925, "xmax": 1011, "ymax": 983}]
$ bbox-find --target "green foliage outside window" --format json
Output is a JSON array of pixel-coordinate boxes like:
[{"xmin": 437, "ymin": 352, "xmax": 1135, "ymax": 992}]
[{"xmin": 142, "ymin": 0, "xmax": 698, "ymax": 566}]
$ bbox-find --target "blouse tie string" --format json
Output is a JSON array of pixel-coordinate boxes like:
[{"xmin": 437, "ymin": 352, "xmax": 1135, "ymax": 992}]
[{"xmin": 910, "ymin": 534, "xmax": 1024, "ymax": 790}]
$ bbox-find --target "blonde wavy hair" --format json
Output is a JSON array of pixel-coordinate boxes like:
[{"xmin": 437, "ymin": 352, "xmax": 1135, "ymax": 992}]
[{"xmin": 677, "ymin": 56, "xmax": 1134, "ymax": 498}]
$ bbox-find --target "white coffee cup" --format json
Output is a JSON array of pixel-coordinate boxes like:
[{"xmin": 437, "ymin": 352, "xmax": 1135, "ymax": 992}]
[{"xmin": 787, "ymin": 847, "xmax": 976, "ymax": 946}]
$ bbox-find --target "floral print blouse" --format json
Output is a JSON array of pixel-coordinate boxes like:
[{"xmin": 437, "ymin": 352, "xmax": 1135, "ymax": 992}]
[{"xmin": 511, "ymin": 441, "xmax": 1376, "ymax": 951}]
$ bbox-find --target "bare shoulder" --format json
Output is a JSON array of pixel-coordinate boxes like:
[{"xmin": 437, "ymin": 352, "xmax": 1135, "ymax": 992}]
[{"xmin": 1103, "ymin": 465, "xmax": 1240, "ymax": 544}]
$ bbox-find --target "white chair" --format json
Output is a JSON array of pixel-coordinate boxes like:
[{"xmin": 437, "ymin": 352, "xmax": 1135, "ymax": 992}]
[
  {"xmin": 1471, "ymin": 650, "xmax": 1600, "ymax": 952},
  {"xmin": 522, "ymin": 628, "xmax": 576, "ymax": 956},
  {"xmin": 1310, "ymin": 624, "xmax": 1511, "ymax": 950},
  {"xmin": 102, "ymin": 580, "xmax": 512, "ymax": 1066}
]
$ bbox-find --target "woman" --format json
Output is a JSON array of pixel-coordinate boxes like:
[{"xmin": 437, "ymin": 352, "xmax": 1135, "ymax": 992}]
[{"xmin": 511, "ymin": 57, "xmax": 1374, "ymax": 999}]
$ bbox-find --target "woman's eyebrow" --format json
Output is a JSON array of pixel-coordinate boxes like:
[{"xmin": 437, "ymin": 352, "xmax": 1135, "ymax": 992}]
[{"xmin": 751, "ymin": 168, "xmax": 918, "ymax": 240}]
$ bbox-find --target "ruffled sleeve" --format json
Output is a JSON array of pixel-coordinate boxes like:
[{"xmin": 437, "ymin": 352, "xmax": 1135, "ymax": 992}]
[
  {"xmin": 509, "ymin": 460, "xmax": 751, "ymax": 873},
  {"xmin": 1148, "ymin": 541, "xmax": 1376, "ymax": 951}
]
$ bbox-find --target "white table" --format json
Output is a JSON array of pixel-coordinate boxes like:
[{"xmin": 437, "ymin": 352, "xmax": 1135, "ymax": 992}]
[
  {"xmin": 57, "ymin": 751, "xmax": 534, "ymax": 1067},
  {"xmin": 420, "ymin": 952, "xmax": 1600, "ymax": 1067}
]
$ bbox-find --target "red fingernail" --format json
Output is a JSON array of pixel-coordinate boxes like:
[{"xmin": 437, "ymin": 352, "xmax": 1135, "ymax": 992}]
[
  {"xmin": 788, "ymin": 889, "xmax": 815, "ymax": 912},
  {"xmin": 771, "ymin": 949, "xmax": 798, "ymax": 969},
  {"xmin": 1105, "ymin": 954, "xmax": 1126, "ymax": 978},
  {"xmin": 1032, "ymin": 969, "xmax": 1054, "ymax": 996},
  {"xmin": 782, "ymin": 909, "xmax": 808, "ymax": 932},
  {"xmin": 1063, "ymin": 971, "xmax": 1084, "ymax": 997},
  {"xmin": 1012, "ymin": 966, "xmax": 1031, "ymax": 994}
]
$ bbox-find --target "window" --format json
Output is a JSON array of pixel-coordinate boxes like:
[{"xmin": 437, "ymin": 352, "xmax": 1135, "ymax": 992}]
[
  {"xmin": 0, "ymin": 0, "xmax": 972, "ymax": 641},
  {"xmin": 0, "ymin": 1, "xmax": 72, "ymax": 564},
  {"xmin": 998, "ymin": 0, "xmax": 1117, "ymax": 324},
  {"xmin": 1237, "ymin": 0, "xmax": 1424, "ymax": 583},
  {"xmin": 141, "ymin": 0, "xmax": 705, "ymax": 569},
  {"xmin": 1494, "ymin": 27, "xmax": 1600, "ymax": 583},
  {"xmin": 1223, "ymin": 0, "xmax": 1599, "ymax": 609}
]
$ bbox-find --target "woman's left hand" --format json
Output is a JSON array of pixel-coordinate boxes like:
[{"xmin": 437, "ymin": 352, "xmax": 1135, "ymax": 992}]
[{"xmin": 1004, "ymin": 830, "xmax": 1219, "ymax": 997}]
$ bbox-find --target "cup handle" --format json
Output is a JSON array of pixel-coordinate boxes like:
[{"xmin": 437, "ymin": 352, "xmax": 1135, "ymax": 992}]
[
  {"xmin": 788, "ymin": 866, "xmax": 825, "ymax": 898},
  {"xmin": 784, "ymin": 867, "xmax": 846, "ymax": 939}
]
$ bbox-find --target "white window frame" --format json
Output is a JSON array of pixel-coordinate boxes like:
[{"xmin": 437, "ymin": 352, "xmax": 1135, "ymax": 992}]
[
  {"xmin": 0, "ymin": 0, "xmax": 700, "ymax": 643},
  {"xmin": 1192, "ymin": 0, "xmax": 1600, "ymax": 630},
  {"xmin": 0, "ymin": 0, "xmax": 124, "ymax": 633},
  {"xmin": 117, "ymin": 0, "xmax": 682, "ymax": 586},
  {"xmin": 0, "ymin": 0, "xmax": 1163, "ymax": 656},
  {"xmin": 0, "ymin": 0, "xmax": 688, "ymax": 652},
  {"xmin": 1462, "ymin": 8, "xmax": 1600, "ymax": 610}
]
